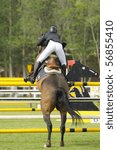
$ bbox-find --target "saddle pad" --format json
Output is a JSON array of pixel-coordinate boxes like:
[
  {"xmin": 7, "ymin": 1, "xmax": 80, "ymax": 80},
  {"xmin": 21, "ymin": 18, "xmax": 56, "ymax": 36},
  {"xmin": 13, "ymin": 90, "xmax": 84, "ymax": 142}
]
[
  {"xmin": 44, "ymin": 67, "xmax": 61, "ymax": 74},
  {"xmin": 36, "ymin": 67, "xmax": 61, "ymax": 81}
]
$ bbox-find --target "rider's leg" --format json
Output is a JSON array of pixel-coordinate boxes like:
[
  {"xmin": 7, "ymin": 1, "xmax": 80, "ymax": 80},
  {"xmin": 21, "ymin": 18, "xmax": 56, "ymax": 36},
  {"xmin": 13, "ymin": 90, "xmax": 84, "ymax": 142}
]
[
  {"xmin": 54, "ymin": 42, "xmax": 67, "ymax": 67},
  {"xmin": 24, "ymin": 62, "xmax": 42, "ymax": 84},
  {"xmin": 61, "ymin": 64, "xmax": 66, "ymax": 76},
  {"xmin": 31, "ymin": 61, "xmax": 42, "ymax": 83},
  {"xmin": 54, "ymin": 43, "xmax": 68, "ymax": 77},
  {"xmin": 25, "ymin": 41, "xmax": 55, "ymax": 84}
]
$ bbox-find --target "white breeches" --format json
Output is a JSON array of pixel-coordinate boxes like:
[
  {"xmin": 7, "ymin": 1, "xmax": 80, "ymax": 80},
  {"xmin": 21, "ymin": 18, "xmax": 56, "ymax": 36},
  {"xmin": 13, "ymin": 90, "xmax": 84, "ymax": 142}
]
[{"xmin": 36, "ymin": 40, "xmax": 67, "ymax": 66}]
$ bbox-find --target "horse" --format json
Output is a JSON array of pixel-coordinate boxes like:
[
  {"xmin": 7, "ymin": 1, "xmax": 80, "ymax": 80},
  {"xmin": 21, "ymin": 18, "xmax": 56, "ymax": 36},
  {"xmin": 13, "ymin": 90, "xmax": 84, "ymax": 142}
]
[{"xmin": 35, "ymin": 55, "xmax": 82, "ymax": 147}]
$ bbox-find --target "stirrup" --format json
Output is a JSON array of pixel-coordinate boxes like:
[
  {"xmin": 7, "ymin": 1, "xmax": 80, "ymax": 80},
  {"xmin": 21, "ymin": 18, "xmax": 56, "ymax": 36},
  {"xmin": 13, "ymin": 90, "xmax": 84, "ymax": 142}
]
[
  {"xmin": 24, "ymin": 77, "xmax": 29, "ymax": 82},
  {"xmin": 24, "ymin": 76, "xmax": 35, "ymax": 84}
]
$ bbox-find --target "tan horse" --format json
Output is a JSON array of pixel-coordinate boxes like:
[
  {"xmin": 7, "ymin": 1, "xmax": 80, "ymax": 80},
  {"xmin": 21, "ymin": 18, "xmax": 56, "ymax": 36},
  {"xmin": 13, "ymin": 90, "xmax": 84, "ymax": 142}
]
[{"xmin": 36, "ymin": 55, "xmax": 82, "ymax": 147}]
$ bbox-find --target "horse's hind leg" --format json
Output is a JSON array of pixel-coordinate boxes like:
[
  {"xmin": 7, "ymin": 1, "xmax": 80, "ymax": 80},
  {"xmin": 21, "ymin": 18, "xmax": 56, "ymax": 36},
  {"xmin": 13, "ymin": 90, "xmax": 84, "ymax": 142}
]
[
  {"xmin": 43, "ymin": 114, "xmax": 52, "ymax": 147},
  {"xmin": 60, "ymin": 112, "xmax": 67, "ymax": 147}
]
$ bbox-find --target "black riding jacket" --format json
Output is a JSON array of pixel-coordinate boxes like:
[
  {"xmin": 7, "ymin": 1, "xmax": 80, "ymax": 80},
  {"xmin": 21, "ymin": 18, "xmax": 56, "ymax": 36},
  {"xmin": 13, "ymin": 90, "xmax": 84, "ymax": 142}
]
[
  {"xmin": 37, "ymin": 32, "xmax": 67, "ymax": 48},
  {"xmin": 37, "ymin": 32, "xmax": 60, "ymax": 46}
]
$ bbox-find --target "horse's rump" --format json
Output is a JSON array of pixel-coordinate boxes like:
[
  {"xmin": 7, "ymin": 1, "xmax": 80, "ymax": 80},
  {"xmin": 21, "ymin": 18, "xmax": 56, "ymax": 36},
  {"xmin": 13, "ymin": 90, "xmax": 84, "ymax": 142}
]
[
  {"xmin": 37, "ymin": 73, "xmax": 82, "ymax": 123},
  {"xmin": 37, "ymin": 73, "xmax": 68, "ymax": 92}
]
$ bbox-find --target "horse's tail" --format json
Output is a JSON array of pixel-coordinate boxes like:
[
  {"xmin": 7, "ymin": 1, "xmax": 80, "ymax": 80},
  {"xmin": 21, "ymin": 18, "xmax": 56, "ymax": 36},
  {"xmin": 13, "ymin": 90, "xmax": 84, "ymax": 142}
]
[{"xmin": 56, "ymin": 87, "xmax": 82, "ymax": 124}]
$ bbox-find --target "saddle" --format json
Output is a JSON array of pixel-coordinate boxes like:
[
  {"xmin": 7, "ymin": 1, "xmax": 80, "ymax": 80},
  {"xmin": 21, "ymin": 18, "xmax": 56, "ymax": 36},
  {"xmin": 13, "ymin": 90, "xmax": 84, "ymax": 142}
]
[{"xmin": 36, "ymin": 55, "xmax": 62, "ymax": 81}]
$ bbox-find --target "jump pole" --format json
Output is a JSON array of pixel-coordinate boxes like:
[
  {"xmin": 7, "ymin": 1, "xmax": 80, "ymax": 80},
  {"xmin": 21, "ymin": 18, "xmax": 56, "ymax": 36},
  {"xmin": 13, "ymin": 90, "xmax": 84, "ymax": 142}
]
[
  {"xmin": 0, "ymin": 81, "xmax": 100, "ymax": 86},
  {"xmin": 0, "ymin": 128, "xmax": 100, "ymax": 133},
  {"xmin": 0, "ymin": 77, "xmax": 23, "ymax": 82},
  {"xmin": 0, "ymin": 108, "xmax": 40, "ymax": 112},
  {"xmin": 0, "ymin": 98, "xmax": 100, "ymax": 101},
  {"xmin": 0, "ymin": 115, "xmax": 100, "ymax": 119},
  {"xmin": 0, "ymin": 108, "xmax": 100, "ymax": 115}
]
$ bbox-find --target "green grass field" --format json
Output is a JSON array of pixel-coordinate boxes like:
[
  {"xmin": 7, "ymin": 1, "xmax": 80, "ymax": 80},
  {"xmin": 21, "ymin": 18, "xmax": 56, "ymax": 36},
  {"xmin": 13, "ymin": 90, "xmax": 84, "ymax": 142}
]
[{"xmin": 0, "ymin": 104, "xmax": 100, "ymax": 150}]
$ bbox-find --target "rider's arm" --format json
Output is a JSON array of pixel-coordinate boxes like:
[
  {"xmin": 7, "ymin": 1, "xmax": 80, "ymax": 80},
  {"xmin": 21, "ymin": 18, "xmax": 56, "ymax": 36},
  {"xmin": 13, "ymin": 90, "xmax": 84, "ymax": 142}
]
[{"xmin": 37, "ymin": 35, "xmax": 46, "ymax": 46}]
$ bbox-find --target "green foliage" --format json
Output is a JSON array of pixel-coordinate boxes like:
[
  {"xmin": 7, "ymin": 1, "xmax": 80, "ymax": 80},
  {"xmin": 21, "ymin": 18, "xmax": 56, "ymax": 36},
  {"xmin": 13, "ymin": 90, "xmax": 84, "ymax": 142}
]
[{"xmin": 0, "ymin": 0, "xmax": 100, "ymax": 76}]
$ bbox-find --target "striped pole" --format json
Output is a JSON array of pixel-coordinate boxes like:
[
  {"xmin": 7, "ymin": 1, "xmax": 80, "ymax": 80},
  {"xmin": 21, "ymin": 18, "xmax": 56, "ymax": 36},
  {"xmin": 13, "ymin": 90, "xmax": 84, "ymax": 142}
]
[
  {"xmin": 0, "ymin": 128, "xmax": 100, "ymax": 133},
  {"xmin": 0, "ymin": 108, "xmax": 40, "ymax": 112}
]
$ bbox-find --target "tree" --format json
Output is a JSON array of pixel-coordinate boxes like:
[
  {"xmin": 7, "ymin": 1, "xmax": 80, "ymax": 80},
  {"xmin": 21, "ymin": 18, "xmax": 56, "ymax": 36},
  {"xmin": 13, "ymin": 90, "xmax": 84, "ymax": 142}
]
[{"xmin": 0, "ymin": 0, "xmax": 100, "ymax": 77}]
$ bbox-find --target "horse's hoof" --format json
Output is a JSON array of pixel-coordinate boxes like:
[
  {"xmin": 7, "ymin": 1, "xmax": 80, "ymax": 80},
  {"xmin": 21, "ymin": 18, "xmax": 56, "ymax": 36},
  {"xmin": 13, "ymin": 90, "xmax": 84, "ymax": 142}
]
[
  {"xmin": 44, "ymin": 144, "xmax": 48, "ymax": 148},
  {"xmin": 60, "ymin": 141, "xmax": 64, "ymax": 147},
  {"xmin": 43, "ymin": 142, "xmax": 51, "ymax": 148}
]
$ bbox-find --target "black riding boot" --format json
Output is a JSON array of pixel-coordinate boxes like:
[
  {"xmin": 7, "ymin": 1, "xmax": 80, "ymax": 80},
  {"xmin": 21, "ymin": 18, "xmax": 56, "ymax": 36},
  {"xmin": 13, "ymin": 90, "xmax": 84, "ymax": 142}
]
[
  {"xmin": 61, "ymin": 64, "xmax": 69, "ymax": 81},
  {"xmin": 61, "ymin": 64, "xmax": 66, "ymax": 76},
  {"xmin": 24, "ymin": 62, "xmax": 42, "ymax": 84},
  {"xmin": 61, "ymin": 65, "xmax": 72, "ymax": 87}
]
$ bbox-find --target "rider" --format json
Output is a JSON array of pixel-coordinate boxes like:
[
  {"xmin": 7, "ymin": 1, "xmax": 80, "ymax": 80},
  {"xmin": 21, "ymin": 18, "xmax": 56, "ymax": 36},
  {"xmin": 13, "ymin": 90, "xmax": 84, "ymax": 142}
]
[{"xmin": 25, "ymin": 25, "xmax": 67, "ymax": 84}]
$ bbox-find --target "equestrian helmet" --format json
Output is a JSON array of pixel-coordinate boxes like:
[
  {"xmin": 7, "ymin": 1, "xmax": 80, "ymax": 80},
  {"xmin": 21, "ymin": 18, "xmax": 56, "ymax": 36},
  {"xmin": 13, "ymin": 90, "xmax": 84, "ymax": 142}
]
[{"xmin": 50, "ymin": 26, "xmax": 57, "ymax": 33}]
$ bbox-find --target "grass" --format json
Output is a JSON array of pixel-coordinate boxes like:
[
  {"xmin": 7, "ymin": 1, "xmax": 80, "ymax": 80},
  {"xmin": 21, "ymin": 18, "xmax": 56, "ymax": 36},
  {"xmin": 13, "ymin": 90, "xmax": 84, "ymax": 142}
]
[
  {"xmin": 0, "ymin": 132, "xmax": 99, "ymax": 150},
  {"xmin": 0, "ymin": 105, "xmax": 100, "ymax": 150}
]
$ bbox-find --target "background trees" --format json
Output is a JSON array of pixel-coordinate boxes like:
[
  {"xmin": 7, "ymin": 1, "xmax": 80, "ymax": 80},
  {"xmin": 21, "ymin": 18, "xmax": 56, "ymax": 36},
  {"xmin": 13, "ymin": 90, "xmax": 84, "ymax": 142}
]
[{"xmin": 0, "ymin": 0, "xmax": 100, "ymax": 77}]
